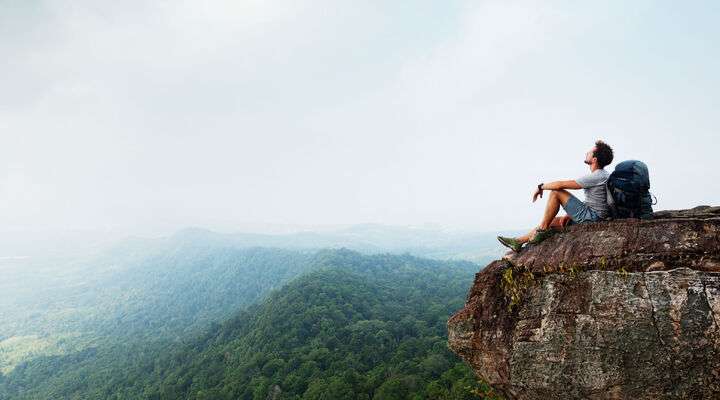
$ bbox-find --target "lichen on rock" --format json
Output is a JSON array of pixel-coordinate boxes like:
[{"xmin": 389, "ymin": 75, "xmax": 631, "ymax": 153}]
[{"xmin": 448, "ymin": 206, "xmax": 720, "ymax": 399}]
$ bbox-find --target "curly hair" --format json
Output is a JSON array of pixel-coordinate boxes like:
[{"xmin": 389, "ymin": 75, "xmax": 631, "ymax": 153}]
[{"xmin": 593, "ymin": 140, "xmax": 614, "ymax": 168}]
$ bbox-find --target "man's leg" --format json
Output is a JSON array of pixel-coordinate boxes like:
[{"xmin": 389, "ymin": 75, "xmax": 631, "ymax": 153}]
[
  {"xmin": 516, "ymin": 190, "xmax": 572, "ymax": 244},
  {"xmin": 538, "ymin": 189, "xmax": 572, "ymax": 230},
  {"xmin": 550, "ymin": 215, "xmax": 573, "ymax": 228}
]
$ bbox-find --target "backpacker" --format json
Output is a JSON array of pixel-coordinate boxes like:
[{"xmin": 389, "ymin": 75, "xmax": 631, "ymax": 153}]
[{"xmin": 606, "ymin": 160, "xmax": 655, "ymax": 219}]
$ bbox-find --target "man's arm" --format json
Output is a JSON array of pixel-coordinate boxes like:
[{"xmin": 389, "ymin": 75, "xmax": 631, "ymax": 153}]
[
  {"xmin": 532, "ymin": 180, "xmax": 582, "ymax": 202},
  {"xmin": 540, "ymin": 180, "xmax": 582, "ymax": 190}
]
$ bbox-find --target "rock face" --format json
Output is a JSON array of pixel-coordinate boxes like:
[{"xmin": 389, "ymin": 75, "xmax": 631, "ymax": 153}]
[{"xmin": 448, "ymin": 206, "xmax": 720, "ymax": 399}]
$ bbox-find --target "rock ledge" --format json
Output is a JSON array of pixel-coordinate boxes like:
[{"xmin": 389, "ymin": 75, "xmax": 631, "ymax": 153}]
[{"xmin": 448, "ymin": 206, "xmax": 720, "ymax": 399}]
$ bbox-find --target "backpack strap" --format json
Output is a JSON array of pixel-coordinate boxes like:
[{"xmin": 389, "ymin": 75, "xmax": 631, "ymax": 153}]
[{"xmin": 605, "ymin": 182, "xmax": 617, "ymax": 217}]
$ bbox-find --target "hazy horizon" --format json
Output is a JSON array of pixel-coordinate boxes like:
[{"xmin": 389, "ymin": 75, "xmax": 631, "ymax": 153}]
[{"xmin": 2, "ymin": 1, "xmax": 718, "ymax": 238}]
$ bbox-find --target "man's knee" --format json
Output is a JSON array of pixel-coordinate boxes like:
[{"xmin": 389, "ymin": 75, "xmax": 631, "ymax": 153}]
[{"xmin": 550, "ymin": 189, "xmax": 571, "ymax": 203}]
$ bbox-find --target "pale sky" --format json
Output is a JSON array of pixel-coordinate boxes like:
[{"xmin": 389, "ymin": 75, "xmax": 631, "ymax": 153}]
[{"xmin": 1, "ymin": 0, "xmax": 718, "ymax": 236}]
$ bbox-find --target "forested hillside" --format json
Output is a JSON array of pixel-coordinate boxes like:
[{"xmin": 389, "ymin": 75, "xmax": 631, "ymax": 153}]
[
  {"xmin": 1, "ymin": 250, "xmax": 496, "ymax": 400},
  {"xmin": 2, "ymin": 244, "xmax": 317, "ymax": 337},
  {"xmin": 0, "ymin": 241, "xmax": 320, "ymax": 376}
]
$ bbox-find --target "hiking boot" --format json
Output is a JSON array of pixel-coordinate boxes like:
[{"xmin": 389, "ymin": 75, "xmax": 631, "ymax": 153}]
[
  {"xmin": 529, "ymin": 228, "xmax": 556, "ymax": 245},
  {"xmin": 497, "ymin": 236, "xmax": 523, "ymax": 253}
]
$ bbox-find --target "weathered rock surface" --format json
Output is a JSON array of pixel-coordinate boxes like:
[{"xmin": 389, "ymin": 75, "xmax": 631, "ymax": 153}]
[{"xmin": 448, "ymin": 206, "xmax": 720, "ymax": 399}]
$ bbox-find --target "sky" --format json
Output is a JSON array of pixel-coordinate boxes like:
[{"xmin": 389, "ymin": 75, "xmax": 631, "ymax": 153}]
[{"xmin": 1, "ymin": 0, "xmax": 718, "ymax": 237}]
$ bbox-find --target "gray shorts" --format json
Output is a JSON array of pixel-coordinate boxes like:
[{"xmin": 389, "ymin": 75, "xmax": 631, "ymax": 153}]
[{"xmin": 562, "ymin": 194, "xmax": 601, "ymax": 224}]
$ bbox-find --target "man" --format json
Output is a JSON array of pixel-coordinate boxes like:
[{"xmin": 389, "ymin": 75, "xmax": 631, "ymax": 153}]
[{"xmin": 497, "ymin": 140, "xmax": 614, "ymax": 252}]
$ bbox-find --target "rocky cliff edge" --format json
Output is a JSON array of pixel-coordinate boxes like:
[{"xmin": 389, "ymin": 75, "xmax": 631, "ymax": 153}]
[{"xmin": 448, "ymin": 206, "xmax": 720, "ymax": 399}]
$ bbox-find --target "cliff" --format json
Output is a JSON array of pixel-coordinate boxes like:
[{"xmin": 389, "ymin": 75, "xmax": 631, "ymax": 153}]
[{"xmin": 448, "ymin": 206, "xmax": 720, "ymax": 399}]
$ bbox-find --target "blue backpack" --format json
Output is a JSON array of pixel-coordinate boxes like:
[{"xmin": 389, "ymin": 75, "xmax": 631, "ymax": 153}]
[{"xmin": 606, "ymin": 160, "xmax": 655, "ymax": 219}]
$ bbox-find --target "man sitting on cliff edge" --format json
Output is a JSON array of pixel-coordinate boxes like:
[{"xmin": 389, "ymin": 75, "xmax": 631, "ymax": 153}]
[{"xmin": 498, "ymin": 140, "xmax": 614, "ymax": 253}]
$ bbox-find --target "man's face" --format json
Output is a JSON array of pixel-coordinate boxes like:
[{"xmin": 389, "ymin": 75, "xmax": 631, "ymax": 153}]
[{"xmin": 584, "ymin": 146, "xmax": 597, "ymax": 165}]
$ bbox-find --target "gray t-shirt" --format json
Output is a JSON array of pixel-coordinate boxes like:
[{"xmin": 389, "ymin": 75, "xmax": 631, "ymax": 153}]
[{"xmin": 576, "ymin": 169, "xmax": 611, "ymax": 218}]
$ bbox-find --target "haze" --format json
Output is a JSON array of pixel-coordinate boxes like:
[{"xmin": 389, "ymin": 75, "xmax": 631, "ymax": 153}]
[{"xmin": 2, "ymin": 0, "xmax": 718, "ymax": 239}]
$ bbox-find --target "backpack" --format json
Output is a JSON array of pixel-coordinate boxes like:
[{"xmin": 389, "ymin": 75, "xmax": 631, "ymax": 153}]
[{"xmin": 606, "ymin": 160, "xmax": 655, "ymax": 219}]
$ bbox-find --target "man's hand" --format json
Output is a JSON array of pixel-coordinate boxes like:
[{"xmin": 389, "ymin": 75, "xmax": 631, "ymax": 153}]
[{"xmin": 532, "ymin": 186, "xmax": 543, "ymax": 202}]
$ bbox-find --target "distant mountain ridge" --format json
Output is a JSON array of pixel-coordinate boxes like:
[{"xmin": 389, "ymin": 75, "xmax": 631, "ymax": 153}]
[{"xmin": 167, "ymin": 223, "xmax": 511, "ymax": 262}]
